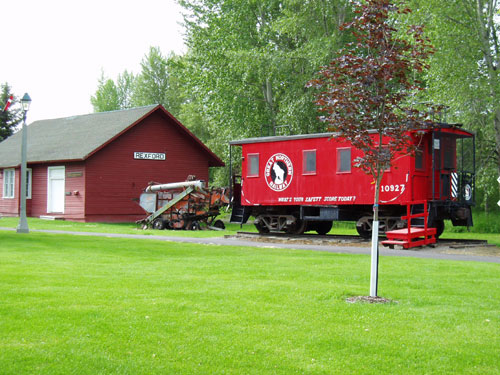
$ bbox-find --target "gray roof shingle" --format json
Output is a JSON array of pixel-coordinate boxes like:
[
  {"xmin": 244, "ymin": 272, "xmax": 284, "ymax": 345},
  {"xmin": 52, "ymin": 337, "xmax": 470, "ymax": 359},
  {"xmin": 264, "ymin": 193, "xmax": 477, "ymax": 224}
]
[{"xmin": 0, "ymin": 105, "xmax": 224, "ymax": 168}]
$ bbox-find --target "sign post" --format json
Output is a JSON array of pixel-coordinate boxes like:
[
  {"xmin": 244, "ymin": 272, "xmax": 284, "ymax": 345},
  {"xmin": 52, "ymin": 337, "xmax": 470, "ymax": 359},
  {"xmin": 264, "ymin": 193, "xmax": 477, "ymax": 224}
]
[{"xmin": 497, "ymin": 177, "xmax": 500, "ymax": 207}]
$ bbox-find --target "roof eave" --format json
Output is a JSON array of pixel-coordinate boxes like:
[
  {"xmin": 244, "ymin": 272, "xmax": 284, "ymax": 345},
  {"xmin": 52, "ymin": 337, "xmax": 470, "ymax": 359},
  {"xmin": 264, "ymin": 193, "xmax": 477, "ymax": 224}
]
[
  {"xmin": 157, "ymin": 106, "xmax": 225, "ymax": 167},
  {"xmin": 83, "ymin": 105, "xmax": 162, "ymax": 160},
  {"xmin": 83, "ymin": 105, "xmax": 225, "ymax": 167},
  {"xmin": 0, "ymin": 157, "xmax": 84, "ymax": 169}
]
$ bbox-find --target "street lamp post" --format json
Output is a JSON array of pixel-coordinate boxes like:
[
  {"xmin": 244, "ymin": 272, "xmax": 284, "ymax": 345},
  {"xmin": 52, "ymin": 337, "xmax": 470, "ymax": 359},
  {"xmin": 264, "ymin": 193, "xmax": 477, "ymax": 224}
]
[{"xmin": 16, "ymin": 93, "xmax": 31, "ymax": 234}]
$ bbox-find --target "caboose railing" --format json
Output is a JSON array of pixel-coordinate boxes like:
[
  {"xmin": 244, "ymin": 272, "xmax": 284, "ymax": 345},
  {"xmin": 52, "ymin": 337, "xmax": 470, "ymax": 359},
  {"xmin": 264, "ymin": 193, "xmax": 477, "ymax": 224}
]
[
  {"xmin": 401, "ymin": 200, "xmax": 429, "ymax": 235},
  {"xmin": 382, "ymin": 200, "xmax": 436, "ymax": 249}
]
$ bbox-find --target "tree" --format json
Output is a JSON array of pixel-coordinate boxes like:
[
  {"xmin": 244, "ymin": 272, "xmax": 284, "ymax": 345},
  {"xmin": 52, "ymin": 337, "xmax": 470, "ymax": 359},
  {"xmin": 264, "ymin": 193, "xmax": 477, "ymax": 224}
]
[
  {"xmin": 133, "ymin": 47, "xmax": 184, "ymax": 115},
  {"xmin": 91, "ymin": 48, "xmax": 185, "ymax": 116},
  {"xmin": 116, "ymin": 70, "xmax": 137, "ymax": 109},
  {"xmin": 0, "ymin": 83, "xmax": 22, "ymax": 141},
  {"xmin": 178, "ymin": 0, "xmax": 353, "ymax": 185},
  {"xmin": 404, "ymin": 0, "xmax": 500, "ymax": 211},
  {"xmin": 309, "ymin": 0, "xmax": 434, "ymax": 296},
  {"xmin": 91, "ymin": 72, "xmax": 121, "ymax": 112}
]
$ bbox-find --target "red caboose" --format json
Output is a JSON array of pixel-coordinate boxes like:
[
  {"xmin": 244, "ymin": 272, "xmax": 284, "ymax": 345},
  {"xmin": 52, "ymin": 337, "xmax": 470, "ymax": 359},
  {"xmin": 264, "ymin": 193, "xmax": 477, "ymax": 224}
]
[{"xmin": 229, "ymin": 123, "xmax": 475, "ymax": 237}]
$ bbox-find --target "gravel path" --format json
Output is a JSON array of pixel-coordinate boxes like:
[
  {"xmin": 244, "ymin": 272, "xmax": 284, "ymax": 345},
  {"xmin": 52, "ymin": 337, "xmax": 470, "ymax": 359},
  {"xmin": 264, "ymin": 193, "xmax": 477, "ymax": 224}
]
[{"xmin": 2, "ymin": 227, "xmax": 499, "ymax": 264}]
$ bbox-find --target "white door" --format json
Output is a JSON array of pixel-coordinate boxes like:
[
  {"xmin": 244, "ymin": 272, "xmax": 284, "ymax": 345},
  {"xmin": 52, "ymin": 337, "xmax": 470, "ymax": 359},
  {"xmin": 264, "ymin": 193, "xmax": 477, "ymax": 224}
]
[{"xmin": 48, "ymin": 167, "xmax": 65, "ymax": 213}]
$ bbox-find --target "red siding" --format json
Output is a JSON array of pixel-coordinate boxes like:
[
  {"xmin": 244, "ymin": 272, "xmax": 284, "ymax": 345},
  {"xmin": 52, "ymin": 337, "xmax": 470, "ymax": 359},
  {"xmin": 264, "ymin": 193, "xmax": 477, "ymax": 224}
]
[
  {"xmin": 0, "ymin": 110, "xmax": 218, "ymax": 222},
  {"xmin": 28, "ymin": 162, "xmax": 86, "ymax": 221},
  {"xmin": 84, "ymin": 112, "xmax": 211, "ymax": 222},
  {"xmin": 239, "ymin": 135, "xmax": 414, "ymax": 207}
]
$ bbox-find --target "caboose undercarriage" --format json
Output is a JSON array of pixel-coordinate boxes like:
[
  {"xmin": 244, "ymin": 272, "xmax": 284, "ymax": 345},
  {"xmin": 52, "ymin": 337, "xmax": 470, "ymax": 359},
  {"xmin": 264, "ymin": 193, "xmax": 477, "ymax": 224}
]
[{"xmin": 235, "ymin": 199, "xmax": 472, "ymax": 239}]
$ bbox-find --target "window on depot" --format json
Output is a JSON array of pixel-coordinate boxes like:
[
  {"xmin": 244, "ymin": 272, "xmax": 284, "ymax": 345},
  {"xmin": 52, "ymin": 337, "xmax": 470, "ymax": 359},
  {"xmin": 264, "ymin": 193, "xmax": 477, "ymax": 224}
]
[
  {"xmin": 2, "ymin": 169, "xmax": 15, "ymax": 198},
  {"xmin": 303, "ymin": 150, "xmax": 316, "ymax": 175},
  {"xmin": 337, "ymin": 148, "xmax": 351, "ymax": 173},
  {"xmin": 26, "ymin": 169, "xmax": 32, "ymax": 199},
  {"xmin": 247, "ymin": 153, "xmax": 259, "ymax": 177}
]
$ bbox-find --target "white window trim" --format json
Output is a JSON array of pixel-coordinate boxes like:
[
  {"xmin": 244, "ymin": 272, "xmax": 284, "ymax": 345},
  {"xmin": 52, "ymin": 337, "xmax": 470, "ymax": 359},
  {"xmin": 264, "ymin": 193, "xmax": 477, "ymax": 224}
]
[
  {"xmin": 2, "ymin": 169, "xmax": 15, "ymax": 199},
  {"xmin": 26, "ymin": 168, "xmax": 32, "ymax": 199},
  {"xmin": 247, "ymin": 153, "xmax": 260, "ymax": 178},
  {"xmin": 302, "ymin": 149, "xmax": 317, "ymax": 175},
  {"xmin": 337, "ymin": 147, "xmax": 352, "ymax": 174}
]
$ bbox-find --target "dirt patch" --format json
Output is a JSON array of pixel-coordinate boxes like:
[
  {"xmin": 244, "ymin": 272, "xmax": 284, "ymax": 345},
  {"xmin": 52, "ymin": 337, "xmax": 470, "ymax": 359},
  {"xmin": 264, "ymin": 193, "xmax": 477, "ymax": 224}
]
[
  {"xmin": 346, "ymin": 296, "xmax": 397, "ymax": 304},
  {"xmin": 420, "ymin": 244, "xmax": 500, "ymax": 257}
]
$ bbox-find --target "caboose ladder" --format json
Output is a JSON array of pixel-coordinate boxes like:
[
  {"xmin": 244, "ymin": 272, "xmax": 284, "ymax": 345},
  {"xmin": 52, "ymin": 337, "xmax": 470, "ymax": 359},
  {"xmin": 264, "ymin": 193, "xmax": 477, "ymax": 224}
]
[
  {"xmin": 229, "ymin": 204, "xmax": 250, "ymax": 225},
  {"xmin": 382, "ymin": 200, "xmax": 436, "ymax": 249}
]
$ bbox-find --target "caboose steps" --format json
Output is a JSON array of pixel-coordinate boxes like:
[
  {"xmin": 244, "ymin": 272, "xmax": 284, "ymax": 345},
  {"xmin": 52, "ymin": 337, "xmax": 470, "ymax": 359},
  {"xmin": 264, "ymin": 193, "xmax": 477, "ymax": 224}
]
[
  {"xmin": 383, "ymin": 227, "xmax": 437, "ymax": 239},
  {"xmin": 230, "ymin": 204, "xmax": 251, "ymax": 225},
  {"xmin": 382, "ymin": 227, "xmax": 437, "ymax": 249},
  {"xmin": 382, "ymin": 201, "xmax": 436, "ymax": 249}
]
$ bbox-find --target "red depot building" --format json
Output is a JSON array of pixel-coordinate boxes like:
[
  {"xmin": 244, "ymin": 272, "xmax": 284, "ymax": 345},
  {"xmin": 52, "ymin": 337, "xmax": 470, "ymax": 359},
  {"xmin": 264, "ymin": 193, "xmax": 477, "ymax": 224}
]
[{"xmin": 0, "ymin": 105, "xmax": 224, "ymax": 222}]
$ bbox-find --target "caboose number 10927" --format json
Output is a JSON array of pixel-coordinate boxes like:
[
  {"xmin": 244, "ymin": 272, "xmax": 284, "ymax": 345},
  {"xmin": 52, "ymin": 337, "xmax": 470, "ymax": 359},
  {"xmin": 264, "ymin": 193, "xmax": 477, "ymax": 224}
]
[{"xmin": 229, "ymin": 122, "xmax": 475, "ymax": 238}]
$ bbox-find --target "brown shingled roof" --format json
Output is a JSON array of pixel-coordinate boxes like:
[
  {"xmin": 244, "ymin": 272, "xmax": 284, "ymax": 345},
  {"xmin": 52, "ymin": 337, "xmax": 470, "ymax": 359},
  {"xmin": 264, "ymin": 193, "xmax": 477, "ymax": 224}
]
[{"xmin": 0, "ymin": 105, "xmax": 224, "ymax": 168}]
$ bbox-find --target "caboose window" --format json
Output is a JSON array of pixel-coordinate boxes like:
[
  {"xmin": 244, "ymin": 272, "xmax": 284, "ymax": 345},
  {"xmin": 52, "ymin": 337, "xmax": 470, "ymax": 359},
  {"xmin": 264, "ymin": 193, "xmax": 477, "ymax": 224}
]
[
  {"xmin": 415, "ymin": 147, "xmax": 424, "ymax": 170},
  {"xmin": 442, "ymin": 137, "xmax": 455, "ymax": 169},
  {"xmin": 247, "ymin": 153, "xmax": 259, "ymax": 177},
  {"xmin": 303, "ymin": 150, "xmax": 316, "ymax": 174},
  {"xmin": 337, "ymin": 148, "xmax": 351, "ymax": 173}
]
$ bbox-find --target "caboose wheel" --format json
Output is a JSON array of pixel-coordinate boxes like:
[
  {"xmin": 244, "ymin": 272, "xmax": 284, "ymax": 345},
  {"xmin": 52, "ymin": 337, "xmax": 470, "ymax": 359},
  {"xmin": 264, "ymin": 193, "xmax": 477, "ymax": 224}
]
[
  {"xmin": 152, "ymin": 218, "xmax": 166, "ymax": 230},
  {"xmin": 315, "ymin": 221, "xmax": 333, "ymax": 235},
  {"xmin": 356, "ymin": 217, "xmax": 372, "ymax": 239},
  {"xmin": 286, "ymin": 219, "xmax": 307, "ymax": 235},
  {"xmin": 255, "ymin": 221, "xmax": 270, "ymax": 234},
  {"xmin": 430, "ymin": 219, "xmax": 445, "ymax": 238}
]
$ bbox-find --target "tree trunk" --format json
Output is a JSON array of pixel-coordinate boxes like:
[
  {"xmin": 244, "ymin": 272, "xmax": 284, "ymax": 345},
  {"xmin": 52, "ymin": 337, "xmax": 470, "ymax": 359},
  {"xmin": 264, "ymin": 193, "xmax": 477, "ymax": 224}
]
[
  {"xmin": 370, "ymin": 172, "xmax": 383, "ymax": 297},
  {"xmin": 495, "ymin": 108, "xmax": 500, "ymax": 199},
  {"xmin": 262, "ymin": 78, "xmax": 277, "ymax": 135}
]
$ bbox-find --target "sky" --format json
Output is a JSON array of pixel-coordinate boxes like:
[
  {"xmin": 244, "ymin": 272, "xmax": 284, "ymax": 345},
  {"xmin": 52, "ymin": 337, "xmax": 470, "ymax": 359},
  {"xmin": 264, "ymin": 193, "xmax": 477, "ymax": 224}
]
[{"xmin": 1, "ymin": 0, "xmax": 186, "ymax": 123}]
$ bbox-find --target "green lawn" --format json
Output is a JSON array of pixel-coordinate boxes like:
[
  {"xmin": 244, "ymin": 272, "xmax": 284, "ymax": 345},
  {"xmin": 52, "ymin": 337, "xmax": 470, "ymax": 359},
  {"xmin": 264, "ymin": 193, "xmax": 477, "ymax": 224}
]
[
  {"xmin": 0, "ymin": 216, "xmax": 252, "ymax": 237},
  {"xmin": 0, "ymin": 230, "xmax": 499, "ymax": 374},
  {"xmin": 0, "ymin": 216, "xmax": 358, "ymax": 237},
  {"xmin": 2, "ymin": 216, "xmax": 499, "ymax": 245}
]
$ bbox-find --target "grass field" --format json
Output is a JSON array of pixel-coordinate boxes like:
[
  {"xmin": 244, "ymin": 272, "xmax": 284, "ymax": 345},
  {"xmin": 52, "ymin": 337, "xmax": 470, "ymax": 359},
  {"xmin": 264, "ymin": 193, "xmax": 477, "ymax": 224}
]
[
  {"xmin": 0, "ymin": 229, "xmax": 499, "ymax": 374},
  {"xmin": 0, "ymin": 216, "xmax": 245, "ymax": 238}
]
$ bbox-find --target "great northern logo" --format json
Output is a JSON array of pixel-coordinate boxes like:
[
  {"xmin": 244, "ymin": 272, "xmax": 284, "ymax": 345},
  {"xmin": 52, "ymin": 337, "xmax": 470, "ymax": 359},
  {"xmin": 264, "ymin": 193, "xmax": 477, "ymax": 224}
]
[{"xmin": 265, "ymin": 153, "xmax": 293, "ymax": 192}]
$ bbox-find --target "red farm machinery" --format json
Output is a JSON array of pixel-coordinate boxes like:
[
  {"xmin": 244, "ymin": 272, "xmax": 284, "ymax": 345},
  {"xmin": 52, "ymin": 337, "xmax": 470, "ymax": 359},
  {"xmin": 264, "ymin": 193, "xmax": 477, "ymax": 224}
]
[{"xmin": 137, "ymin": 179, "xmax": 229, "ymax": 230}]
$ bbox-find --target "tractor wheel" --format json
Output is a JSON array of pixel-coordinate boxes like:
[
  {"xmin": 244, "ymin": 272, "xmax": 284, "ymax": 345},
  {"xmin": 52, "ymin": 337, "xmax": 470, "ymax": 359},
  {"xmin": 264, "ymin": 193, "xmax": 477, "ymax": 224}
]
[
  {"xmin": 187, "ymin": 221, "xmax": 201, "ymax": 230},
  {"xmin": 152, "ymin": 218, "xmax": 166, "ymax": 230},
  {"xmin": 213, "ymin": 219, "xmax": 225, "ymax": 230}
]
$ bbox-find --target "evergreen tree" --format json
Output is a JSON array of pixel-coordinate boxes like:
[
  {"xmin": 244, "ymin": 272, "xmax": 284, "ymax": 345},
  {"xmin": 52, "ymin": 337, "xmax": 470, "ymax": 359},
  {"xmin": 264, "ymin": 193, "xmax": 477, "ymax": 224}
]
[{"xmin": 0, "ymin": 83, "xmax": 22, "ymax": 141}]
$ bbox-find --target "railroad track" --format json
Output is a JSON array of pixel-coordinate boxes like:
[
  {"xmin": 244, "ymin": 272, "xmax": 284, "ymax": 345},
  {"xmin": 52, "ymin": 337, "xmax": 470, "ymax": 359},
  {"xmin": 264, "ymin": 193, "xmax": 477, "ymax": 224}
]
[{"xmin": 232, "ymin": 231, "xmax": 490, "ymax": 249}]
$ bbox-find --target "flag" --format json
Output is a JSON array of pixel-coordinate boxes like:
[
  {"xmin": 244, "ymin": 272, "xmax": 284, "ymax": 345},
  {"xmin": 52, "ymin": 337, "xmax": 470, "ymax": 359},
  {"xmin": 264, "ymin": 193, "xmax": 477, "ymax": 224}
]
[{"xmin": 3, "ymin": 95, "xmax": 13, "ymax": 112}]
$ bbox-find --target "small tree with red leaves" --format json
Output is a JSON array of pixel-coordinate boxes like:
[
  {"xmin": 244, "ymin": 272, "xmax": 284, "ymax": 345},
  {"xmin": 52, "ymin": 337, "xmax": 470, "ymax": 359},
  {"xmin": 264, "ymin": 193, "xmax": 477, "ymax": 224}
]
[{"xmin": 308, "ymin": 0, "xmax": 434, "ymax": 296}]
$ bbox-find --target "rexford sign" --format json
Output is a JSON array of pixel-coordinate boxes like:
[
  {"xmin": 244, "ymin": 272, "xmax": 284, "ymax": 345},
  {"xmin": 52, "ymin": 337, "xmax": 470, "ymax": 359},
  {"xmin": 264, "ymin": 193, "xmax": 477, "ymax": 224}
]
[{"xmin": 134, "ymin": 152, "xmax": 166, "ymax": 161}]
